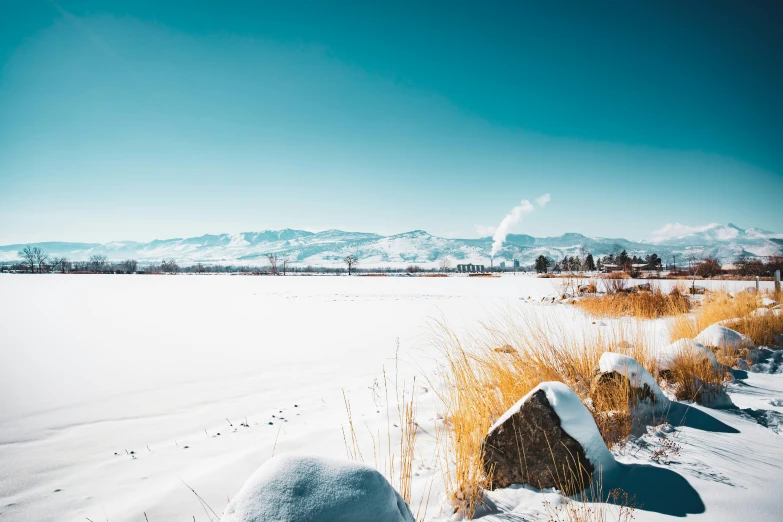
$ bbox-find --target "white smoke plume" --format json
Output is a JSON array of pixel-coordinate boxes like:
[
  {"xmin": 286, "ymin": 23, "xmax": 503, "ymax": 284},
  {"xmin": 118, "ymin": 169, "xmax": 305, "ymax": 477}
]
[
  {"xmin": 536, "ymin": 193, "xmax": 551, "ymax": 207},
  {"xmin": 491, "ymin": 199, "xmax": 534, "ymax": 257}
]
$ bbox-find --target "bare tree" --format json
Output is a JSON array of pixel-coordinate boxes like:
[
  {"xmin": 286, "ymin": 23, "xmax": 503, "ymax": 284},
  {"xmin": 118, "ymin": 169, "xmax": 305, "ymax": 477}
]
[
  {"xmin": 344, "ymin": 254, "xmax": 358, "ymax": 276},
  {"xmin": 160, "ymin": 259, "xmax": 180, "ymax": 274},
  {"xmin": 193, "ymin": 262, "xmax": 206, "ymax": 274},
  {"xmin": 439, "ymin": 257, "xmax": 452, "ymax": 273},
  {"xmin": 50, "ymin": 257, "xmax": 71, "ymax": 273},
  {"xmin": 18, "ymin": 245, "xmax": 36, "ymax": 273},
  {"xmin": 32, "ymin": 248, "xmax": 49, "ymax": 273},
  {"xmin": 267, "ymin": 253, "xmax": 279, "ymax": 275},
  {"xmin": 120, "ymin": 259, "xmax": 138, "ymax": 274},
  {"xmin": 88, "ymin": 254, "xmax": 108, "ymax": 273},
  {"xmin": 281, "ymin": 257, "xmax": 290, "ymax": 276}
]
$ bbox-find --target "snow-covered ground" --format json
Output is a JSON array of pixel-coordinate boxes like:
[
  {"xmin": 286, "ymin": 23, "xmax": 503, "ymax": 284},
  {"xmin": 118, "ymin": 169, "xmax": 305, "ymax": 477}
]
[{"xmin": 0, "ymin": 274, "xmax": 780, "ymax": 521}]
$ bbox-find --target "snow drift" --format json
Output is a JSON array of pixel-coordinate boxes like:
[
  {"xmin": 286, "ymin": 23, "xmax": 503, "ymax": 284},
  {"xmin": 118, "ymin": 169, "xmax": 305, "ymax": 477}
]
[
  {"xmin": 220, "ymin": 454, "xmax": 415, "ymax": 522},
  {"xmin": 656, "ymin": 339, "xmax": 719, "ymax": 372},
  {"xmin": 694, "ymin": 325, "xmax": 753, "ymax": 350}
]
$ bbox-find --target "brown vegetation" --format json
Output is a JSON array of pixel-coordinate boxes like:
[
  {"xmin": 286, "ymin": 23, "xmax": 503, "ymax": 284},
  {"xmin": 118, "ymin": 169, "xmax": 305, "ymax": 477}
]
[
  {"xmin": 669, "ymin": 290, "xmax": 783, "ymax": 349},
  {"xmin": 432, "ymin": 311, "xmax": 655, "ymax": 517},
  {"xmin": 575, "ymin": 287, "xmax": 691, "ymax": 319}
]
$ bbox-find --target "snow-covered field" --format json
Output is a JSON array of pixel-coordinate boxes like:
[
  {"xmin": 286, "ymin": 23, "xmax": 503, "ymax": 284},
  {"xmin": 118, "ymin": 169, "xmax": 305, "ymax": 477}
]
[{"xmin": 0, "ymin": 274, "xmax": 781, "ymax": 521}]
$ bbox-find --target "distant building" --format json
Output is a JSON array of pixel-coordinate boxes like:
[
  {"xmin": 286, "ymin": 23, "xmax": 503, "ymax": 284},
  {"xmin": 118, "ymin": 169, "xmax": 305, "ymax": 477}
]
[
  {"xmin": 457, "ymin": 263, "xmax": 486, "ymax": 273},
  {"xmin": 513, "ymin": 259, "xmax": 520, "ymax": 269},
  {"xmin": 499, "ymin": 261, "xmax": 506, "ymax": 270}
]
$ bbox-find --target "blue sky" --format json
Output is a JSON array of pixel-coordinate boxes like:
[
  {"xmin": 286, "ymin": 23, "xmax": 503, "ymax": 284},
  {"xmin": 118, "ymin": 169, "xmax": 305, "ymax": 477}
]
[{"xmin": 1, "ymin": 0, "xmax": 781, "ymax": 244}]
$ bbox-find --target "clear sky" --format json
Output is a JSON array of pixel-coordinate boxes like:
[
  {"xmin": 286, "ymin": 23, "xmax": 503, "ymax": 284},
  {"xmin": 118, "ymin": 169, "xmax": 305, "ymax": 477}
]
[{"xmin": 1, "ymin": 0, "xmax": 781, "ymax": 244}]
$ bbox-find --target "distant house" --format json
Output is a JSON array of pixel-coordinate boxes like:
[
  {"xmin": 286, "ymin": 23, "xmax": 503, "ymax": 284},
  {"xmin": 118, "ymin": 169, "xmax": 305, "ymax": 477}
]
[{"xmin": 457, "ymin": 263, "xmax": 486, "ymax": 273}]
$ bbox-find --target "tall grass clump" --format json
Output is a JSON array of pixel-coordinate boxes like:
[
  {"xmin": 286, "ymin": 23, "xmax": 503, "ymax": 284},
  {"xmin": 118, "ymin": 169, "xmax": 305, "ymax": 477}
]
[
  {"xmin": 669, "ymin": 290, "xmax": 783, "ymax": 351},
  {"xmin": 432, "ymin": 309, "xmax": 655, "ymax": 517},
  {"xmin": 662, "ymin": 352, "xmax": 731, "ymax": 404},
  {"xmin": 575, "ymin": 286, "xmax": 690, "ymax": 319}
]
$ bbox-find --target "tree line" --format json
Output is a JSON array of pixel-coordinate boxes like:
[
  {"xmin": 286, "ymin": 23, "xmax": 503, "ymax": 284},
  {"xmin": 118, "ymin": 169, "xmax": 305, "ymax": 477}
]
[{"xmin": 9, "ymin": 245, "xmax": 782, "ymax": 277}]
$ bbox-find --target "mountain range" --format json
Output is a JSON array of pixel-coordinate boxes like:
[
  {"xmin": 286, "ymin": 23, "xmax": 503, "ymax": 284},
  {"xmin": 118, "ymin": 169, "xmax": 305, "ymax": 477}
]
[{"xmin": 1, "ymin": 224, "xmax": 781, "ymax": 268}]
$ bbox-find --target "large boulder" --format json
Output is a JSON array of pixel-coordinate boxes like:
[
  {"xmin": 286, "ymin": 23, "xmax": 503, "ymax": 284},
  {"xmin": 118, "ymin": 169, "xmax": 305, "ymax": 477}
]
[
  {"xmin": 591, "ymin": 353, "xmax": 669, "ymax": 409},
  {"xmin": 221, "ymin": 454, "xmax": 415, "ymax": 522},
  {"xmin": 695, "ymin": 325, "xmax": 753, "ymax": 350},
  {"xmin": 656, "ymin": 339, "xmax": 719, "ymax": 373},
  {"xmin": 483, "ymin": 382, "xmax": 614, "ymax": 492},
  {"xmin": 590, "ymin": 352, "xmax": 669, "ymax": 410}
]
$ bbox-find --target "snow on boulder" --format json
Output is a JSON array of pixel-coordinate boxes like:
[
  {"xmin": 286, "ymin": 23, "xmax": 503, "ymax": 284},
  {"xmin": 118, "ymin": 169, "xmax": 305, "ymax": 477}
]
[
  {"xmin": 483, "ymin": 382, "xmax": 614, "ymax": 492},
  {"xmin": 695, "ymin": 325, "xmax": 753, "ymax": 350},
  {"xmin": 760, "ymin": 297, "xmax": 779, "ymax": 308},
  {"xmin": 595, "ymin": 352, "xmax": 669, "ymax": 404},
  {"xmin": 750, "ymin": 307, "xmax": 783, "ymax": 317},
  {"xmin": 221, "ymin": 454, "xmax": 415, "ymax": 522},
  {"xmin": 656, "ymin": 339, "xmax": 719, "ymax": 372}
]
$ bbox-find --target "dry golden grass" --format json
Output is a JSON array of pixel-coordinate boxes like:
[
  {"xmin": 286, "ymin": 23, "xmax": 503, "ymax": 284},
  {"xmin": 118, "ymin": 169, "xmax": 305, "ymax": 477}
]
[
  {"xmin": 663, "ymin": 354, "xmax": 729, "ymax": 403},
  {"xmin": 342, "ymin": 366, "xmax": 421, "ymax": 515},
  {"xmin": 431, "ymin": 310, "xmax": 656, "ymax": 517},
  {"xmin": 669, "ymin": 290, "xmax": 783, "ymax": 350},
  {"xmin": 575, "ymin": 287, "xmax": 691, "ymax": 319}
]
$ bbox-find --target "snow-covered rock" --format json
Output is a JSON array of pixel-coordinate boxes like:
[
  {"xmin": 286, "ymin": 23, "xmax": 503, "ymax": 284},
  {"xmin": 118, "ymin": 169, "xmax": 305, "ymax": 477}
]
[
  {"xmin": 656, "ymin": 339, "xmax": 719, "ymax": 372},
  {"xmin": 597, "ymin": 352, "xmax": 669, "ymax": 403},
  {"xmin": 484, "ymin": 382, "xmax": 614, "ymax": 491},
  {"xmin": 221, "ymin": 454, "xmax": 415, "ymax": 522},
  {"xmin": 760, "ymin": 297, "xmax": 779, "ymax": 308},
  {"xmin": 695, "ymin": 325, "xmax": 753, "ymax": 350}
]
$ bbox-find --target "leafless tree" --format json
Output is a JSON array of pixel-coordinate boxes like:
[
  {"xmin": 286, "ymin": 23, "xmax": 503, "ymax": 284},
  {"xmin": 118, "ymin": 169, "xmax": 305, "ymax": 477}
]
[
  {"xmin": 267, "ymin": 253, "xmax": 279, "ymax": 275},
  {"xmin": 120, "ymin": 259, "xmax": 138, "ymax": 273},
  {"xmin": 439, "ymin": 257, "xmax": 452, "ymax": 272},
  {"xmin": 281, "ymin": 257, "xmax": 291, "ymax": 276},
  {"xmin": 89, "ymin": 254, "xmax": 108, "ymax": 273},
  {"xmin": 160, "ymin": 259, "xmax": 180, "ymax": 274},
  {"xmin": 34, "ymin": 248, "xmax": 49, "ymax": 273},
  {"xmin": 194, "ymin": 262, "xmax": 206, "ymax": 274},
  {"xmin": 50, "ymin": 257, "xmax": 71, "ymax": 273},
  {"xmin": 344, "ymin": 254, "xmax": 358, "ymax": 276},
  {"xmin": 18, "ymin": 245, "xmax": 36, "ymax": 273},
  {"xmin": 695, "ymin": 257, "xmax": 721, "ymax": 278}
]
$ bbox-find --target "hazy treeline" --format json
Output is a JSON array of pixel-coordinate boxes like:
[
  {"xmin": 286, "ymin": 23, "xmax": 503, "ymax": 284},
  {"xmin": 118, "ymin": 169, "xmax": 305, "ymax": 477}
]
[{"xmin": 4, "ymin": 245, "xmax": 781, "ymax": 277}]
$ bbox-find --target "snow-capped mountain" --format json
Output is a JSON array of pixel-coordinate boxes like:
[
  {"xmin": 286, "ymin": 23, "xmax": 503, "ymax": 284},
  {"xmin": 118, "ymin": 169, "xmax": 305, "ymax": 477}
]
[{"xmin": 1, "ymin": 224, "xmax": 780, "ymax": 267}]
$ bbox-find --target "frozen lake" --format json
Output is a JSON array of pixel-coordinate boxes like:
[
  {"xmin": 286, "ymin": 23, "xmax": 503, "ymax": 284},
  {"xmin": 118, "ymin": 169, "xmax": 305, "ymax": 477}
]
[{"xmin": 0, "ymin": 274, "xmax": 774, "ymax": 521}]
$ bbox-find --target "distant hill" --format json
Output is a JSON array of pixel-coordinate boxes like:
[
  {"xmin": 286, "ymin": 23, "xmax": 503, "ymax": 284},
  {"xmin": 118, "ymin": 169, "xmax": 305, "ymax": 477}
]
[{"xmin": 1, "ymin": 223, "xmax": 781, "ymax": 267}]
